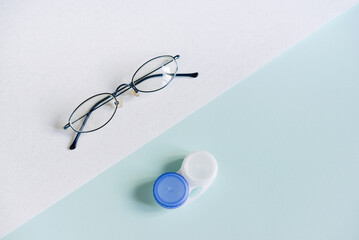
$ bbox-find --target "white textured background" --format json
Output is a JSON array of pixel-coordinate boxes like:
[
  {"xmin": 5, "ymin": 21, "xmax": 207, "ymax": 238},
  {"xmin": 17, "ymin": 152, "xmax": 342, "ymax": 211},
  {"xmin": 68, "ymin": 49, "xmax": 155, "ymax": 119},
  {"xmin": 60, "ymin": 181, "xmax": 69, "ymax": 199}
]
[{"xmin": 0, "ymin": 0, "xmax": 358, "ymax": 237}]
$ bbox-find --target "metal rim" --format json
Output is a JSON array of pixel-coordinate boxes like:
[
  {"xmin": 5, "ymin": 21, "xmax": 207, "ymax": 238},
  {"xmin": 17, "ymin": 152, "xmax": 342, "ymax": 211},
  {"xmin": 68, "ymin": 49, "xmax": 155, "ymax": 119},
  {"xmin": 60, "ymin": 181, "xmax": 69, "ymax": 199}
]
[
  {"xmin": 131, "ymin": 55, "xmax": 178, "ymax": 93},
  {"xmin": 68, "ymin": 92, "xmax": 119, "ymax": 133}
]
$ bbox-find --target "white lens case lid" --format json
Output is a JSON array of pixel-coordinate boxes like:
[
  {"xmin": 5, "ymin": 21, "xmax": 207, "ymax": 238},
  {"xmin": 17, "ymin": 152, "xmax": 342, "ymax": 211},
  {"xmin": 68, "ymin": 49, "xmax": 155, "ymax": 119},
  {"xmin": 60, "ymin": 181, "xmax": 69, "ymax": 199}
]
[{"xmin": 178, "ymin": 151, "xmax": 218, "ymax": 188}]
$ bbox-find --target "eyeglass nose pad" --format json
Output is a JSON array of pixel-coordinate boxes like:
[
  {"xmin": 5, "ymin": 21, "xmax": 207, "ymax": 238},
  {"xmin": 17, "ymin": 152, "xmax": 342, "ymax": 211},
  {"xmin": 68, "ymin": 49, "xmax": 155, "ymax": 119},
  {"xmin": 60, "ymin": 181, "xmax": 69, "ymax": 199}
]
[
  {"xmin": 130, "ymin": 89, "xmax": 140, "ymax": 97},
  {"xmin": 114, "ymin": 98, "xmax": 123, "ymax": 108}
]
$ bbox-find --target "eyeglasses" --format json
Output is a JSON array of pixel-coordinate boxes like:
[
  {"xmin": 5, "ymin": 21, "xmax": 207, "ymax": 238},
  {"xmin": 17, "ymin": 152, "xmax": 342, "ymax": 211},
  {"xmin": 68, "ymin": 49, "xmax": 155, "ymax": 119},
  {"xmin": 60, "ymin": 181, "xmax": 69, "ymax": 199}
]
[{"xmin": 63, "ymin": 55, "xmax": 198, "ymax": 150}]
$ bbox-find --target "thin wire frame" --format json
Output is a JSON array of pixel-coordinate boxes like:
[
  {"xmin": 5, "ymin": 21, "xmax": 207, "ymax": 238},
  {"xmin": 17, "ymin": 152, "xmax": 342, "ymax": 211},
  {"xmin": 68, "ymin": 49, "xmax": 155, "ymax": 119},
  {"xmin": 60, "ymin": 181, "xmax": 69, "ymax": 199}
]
[
  {"xmin": 64, "ymin": 54, "xmax": 198, "ymax": 150},
  {"xmin": 131, "ymin": 55, "xmax": 178, "ymax": 93},
  {"xmin": 68, "ymin": 93, "xmax": 119, "ymax": 133}
]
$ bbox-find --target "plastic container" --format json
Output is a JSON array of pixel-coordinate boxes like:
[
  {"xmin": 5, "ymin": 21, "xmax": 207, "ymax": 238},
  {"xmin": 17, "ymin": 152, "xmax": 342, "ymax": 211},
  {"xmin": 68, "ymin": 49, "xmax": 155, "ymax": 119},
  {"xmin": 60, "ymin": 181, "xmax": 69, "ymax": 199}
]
[{"xmin": 153, "ymin": 151, "xmax": 218, "ymax": 209}]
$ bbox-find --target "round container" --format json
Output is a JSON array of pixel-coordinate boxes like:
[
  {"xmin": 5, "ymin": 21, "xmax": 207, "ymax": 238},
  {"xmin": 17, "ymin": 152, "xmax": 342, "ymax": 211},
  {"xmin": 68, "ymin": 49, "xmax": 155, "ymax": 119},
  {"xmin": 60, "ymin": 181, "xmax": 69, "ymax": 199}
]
[
  {"xmin": 153, "ymin": 151, "xmax": 218, "ymax": 209},
  {"xmin": 153, "ymin": 172, "xmax": 189, "ymax": 209}
]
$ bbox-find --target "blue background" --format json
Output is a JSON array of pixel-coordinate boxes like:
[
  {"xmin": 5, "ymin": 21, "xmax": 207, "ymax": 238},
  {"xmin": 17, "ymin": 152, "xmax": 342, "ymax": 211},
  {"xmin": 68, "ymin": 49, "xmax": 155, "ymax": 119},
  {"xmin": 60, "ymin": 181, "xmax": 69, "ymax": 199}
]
[{"xmin": 3, "ymin": 5, "xmax": 359, "ymax": 240}]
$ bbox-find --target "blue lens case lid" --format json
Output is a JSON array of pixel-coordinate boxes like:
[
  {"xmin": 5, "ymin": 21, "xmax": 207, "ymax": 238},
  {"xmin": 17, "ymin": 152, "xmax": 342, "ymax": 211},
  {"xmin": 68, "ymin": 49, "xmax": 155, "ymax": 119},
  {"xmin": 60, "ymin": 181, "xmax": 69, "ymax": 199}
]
[{"xmin": 153, "ymin": 172, "xmax": 189, "ymax": 209}]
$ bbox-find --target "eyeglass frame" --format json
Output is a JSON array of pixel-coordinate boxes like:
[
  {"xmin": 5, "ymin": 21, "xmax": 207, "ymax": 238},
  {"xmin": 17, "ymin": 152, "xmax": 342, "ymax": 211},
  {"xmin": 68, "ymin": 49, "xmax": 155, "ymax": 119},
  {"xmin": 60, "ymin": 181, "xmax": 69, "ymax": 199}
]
[{"xmin": 63, "ymin": 54, "xmax": 199, "ymax": 150}]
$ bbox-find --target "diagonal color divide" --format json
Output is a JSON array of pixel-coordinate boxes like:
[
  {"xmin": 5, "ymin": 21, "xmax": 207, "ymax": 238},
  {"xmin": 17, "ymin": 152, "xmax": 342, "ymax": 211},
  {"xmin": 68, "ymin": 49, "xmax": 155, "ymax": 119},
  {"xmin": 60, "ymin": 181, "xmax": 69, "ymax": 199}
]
[
  {"xmin": 2, "ymin": 4, "xmax": 359, "ymax": 240},
  {"xmin": 1, "ymin": 1, "xmax": 359, "ymax": 237}
]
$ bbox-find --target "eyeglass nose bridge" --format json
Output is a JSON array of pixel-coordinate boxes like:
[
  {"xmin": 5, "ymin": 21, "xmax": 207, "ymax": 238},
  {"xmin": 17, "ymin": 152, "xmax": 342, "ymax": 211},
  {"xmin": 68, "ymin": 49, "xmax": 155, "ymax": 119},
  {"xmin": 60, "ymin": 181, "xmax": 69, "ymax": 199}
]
[
  {"xmin": 115, "ymin": 83, "xmax": 130, "ymax": 93},
  {"xmin": 115, "ymin": 82, "xmax": 139, "ymax": 94}
]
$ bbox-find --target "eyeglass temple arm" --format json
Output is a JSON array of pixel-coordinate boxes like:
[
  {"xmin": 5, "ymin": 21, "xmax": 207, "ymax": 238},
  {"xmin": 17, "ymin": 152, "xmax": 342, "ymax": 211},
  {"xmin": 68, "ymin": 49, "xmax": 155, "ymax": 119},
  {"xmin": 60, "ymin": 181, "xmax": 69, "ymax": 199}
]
[
  {"xmin": 139, "ymin": 73, "xmax": 199, "ymax": 81},
  {"xmin": 65, "ymin": 72, "xmax": 198, "ymax": 130},
  {"xmin": 66, "ymin": 72, "xmax": 198, "ymax": 150},
  {"xmin": 64, "ymin": 84, "xmax": 130, "ymax": 131},
  {"xmin": 68, "ymin": 93, "xmax": 121, "ymax": 150},
  {"xmin": 132, "ymin": 72, "xmax": 199, "ymax": 87},
  {"xmin": 69, "ymin": 124, "xmax": 85, "ymax": 150},
  {"xmin": 68, "ymin": 109, "xmax": 93, "ymax": 150},
  {"xmin": 176, "ymin": 73, "xmax": 198, "ymax": 77}
]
